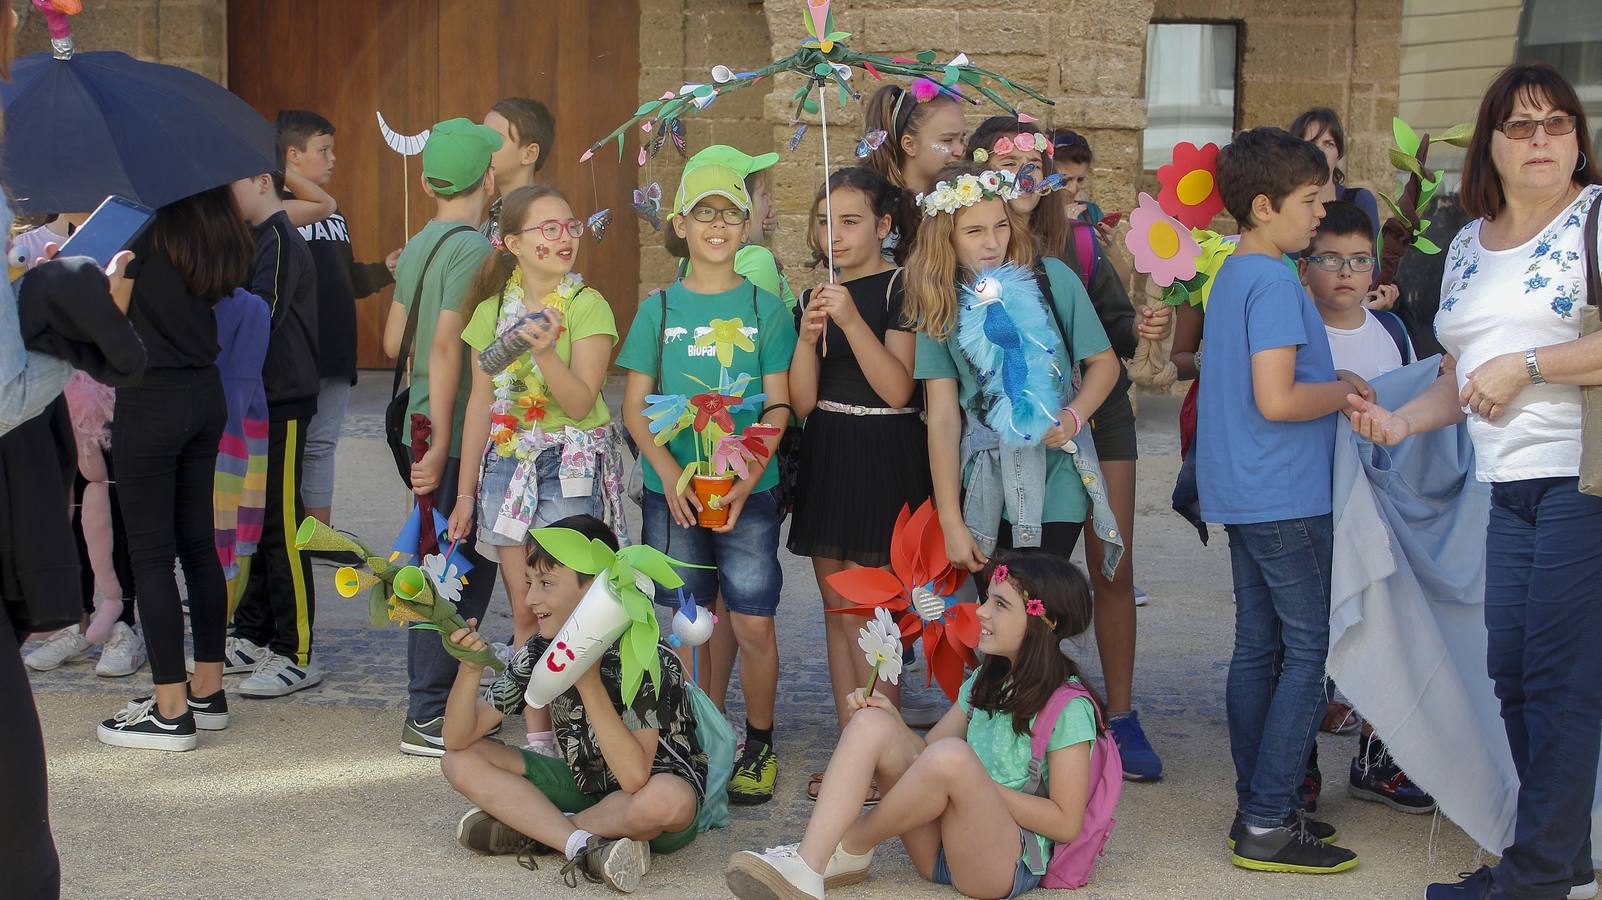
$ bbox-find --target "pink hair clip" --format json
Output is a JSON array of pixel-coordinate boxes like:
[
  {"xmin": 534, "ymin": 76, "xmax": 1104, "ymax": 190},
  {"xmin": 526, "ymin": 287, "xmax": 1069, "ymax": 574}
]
[
  {"xmin": 911, "ymin": 77, "xmax": 942, "ymax": 103},
  {"xmin": 990, "ymin": 564, "xmax": 1009, "ymax": 584},
  {"xmin": 490, "ymin": 235, "xmax": 506, "ymax": 252},
  {"xmin": 1026, "ymin": 598, "xmax": 1045, "ymax": 617}
]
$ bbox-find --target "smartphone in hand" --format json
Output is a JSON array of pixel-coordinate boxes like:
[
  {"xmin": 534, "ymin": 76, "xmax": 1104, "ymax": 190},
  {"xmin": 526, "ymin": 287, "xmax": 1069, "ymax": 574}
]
[{"xmin": 57, "ymin": 195, "xmax": 156, "ymax": 268}]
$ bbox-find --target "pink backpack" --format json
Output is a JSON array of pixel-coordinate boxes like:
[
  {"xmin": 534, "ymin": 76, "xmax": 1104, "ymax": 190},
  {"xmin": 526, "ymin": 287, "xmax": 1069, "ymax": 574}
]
[{"xmin": 1018, "ymin": 682, "xmax": 1123, "ymax": 889}]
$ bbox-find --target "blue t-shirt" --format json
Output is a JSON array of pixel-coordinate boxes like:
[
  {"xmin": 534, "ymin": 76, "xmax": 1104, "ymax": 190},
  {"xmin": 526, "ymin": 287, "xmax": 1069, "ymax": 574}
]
[{"xmin": 1196, "ymin": 253, "xmax": 1337, "ymax": 524}]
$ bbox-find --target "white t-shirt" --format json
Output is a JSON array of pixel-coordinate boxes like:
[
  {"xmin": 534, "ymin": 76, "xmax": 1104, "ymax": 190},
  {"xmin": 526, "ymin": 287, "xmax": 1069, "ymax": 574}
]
[
  {"xmin": 1325, "ymin": 309, "xmax": 1409, "ymax": 381},
  {"xmin": 1435, "ymin": 184, "xmax": 1601, "ymax": 483}
]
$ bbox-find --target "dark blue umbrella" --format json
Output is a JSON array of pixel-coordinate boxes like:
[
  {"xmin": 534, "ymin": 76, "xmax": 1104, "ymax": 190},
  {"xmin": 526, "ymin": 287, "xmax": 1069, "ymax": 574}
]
[{"xmin": 0, "ymin": 50, "xmax": 276, "ymax": 214}]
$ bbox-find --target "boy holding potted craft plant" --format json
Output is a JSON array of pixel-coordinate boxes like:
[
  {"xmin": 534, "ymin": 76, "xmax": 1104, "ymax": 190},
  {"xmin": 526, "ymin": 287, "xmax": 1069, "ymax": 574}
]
[{"xmin": 618, "ymin": 160, "xmax": 796, "ymax": 806}]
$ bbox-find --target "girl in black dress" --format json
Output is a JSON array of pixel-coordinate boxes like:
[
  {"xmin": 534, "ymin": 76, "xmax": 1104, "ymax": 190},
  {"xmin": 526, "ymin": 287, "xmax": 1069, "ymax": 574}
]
[{"xmin": 788, "ymin": 168, "xmax": 931, "ymax": 732}]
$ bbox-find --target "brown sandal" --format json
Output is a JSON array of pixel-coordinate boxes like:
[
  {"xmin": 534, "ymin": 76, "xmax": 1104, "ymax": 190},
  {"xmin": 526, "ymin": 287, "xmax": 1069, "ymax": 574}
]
[{"xmin": 808, "ymin": 771, "xmax": 882, "ymax": 806}]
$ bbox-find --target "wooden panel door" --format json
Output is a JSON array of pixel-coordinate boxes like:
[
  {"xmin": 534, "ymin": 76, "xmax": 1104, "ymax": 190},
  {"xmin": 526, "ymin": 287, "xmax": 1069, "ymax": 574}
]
[{"xmin": 227, "ymin": 0, "xmax": 642, "ymax": 369}]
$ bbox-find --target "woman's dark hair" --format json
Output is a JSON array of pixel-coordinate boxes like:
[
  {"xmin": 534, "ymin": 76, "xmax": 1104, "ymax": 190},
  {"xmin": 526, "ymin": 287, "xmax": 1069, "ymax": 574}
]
[
  {"xmin": 965, "ymin": 116, "xmax": 1070, "ymax": 261},
  {"xmin": 1460, "ymin": 62, "xmax": 1601, "ymax": 221},
  {"xmin": 806, "ymin": 166, "xmax": 900, "ymax": 269},
  {"xmin": 1288, "ymin": 107, "xmax": 1347, "ymax": 186},
  {"xmin": 970, "ymin": 551, "xmax": 1100, "ymax": 737},
  {"xmin": 1051, "ymin": 129, "xmax": 1092, "ymax": 166},
  {"xmin": 1217, "ymin": 127, "xmax": 1330, "ymax": 227},
  {"xmin": 526, "ymin": 514, "xmax": 619, "ymax": 585},
  {"xmin": 149, "ymin": 185, "xmax": 254, "ymax": 301},
  {"xmin": 466, "ymin": 184, "xmax": 570, "ymax": 303},
  {"xmin": 491, "ymin": 96, "xmax": 556, "ymax": 174}
]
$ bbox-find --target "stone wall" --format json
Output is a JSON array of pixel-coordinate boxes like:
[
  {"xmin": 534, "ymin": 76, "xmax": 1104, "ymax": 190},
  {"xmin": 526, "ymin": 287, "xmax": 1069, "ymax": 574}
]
[{"xmin": 14, "ymin": 0, "xmax": 226, "ymax": 82}]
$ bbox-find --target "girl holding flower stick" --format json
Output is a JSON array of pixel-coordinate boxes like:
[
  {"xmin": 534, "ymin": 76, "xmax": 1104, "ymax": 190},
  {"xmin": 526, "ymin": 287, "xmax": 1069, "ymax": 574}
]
[
  {"xmin": 726, "ymin": 552, "xmax": 1105, "ymax": 900},
  {"xmin": 449, "ymin": 184, "xmax": 622, "ymax": 749}
]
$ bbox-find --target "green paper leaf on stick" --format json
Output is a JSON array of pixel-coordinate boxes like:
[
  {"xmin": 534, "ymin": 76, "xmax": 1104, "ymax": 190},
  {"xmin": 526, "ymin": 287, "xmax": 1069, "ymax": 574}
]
[
  {"xmin": 367, "ymin": 587, "xmax": 389, "ymax": 628},
  {"xmin": 528, "ymin": 527, "xmax": 609, "ymax": 575},
  {"xmin": 813, "ymin": 61, "xmax": 834, "ymax": 76},
  {"xmin": 617, "ymin": 546, "xmax": 689, "ymax": 591},
  {"xmin": 1414, "ymin": 235, "xmax": 1442, "ymax": 255},
  {"xmin": 916, "ymin": 50, "xmax": 936, "ymax": 64},
  {"xmin": 803, "ymin": 98, "xmax": 819, "ymax": 114},
  {"xmin": 1388, "ymin": 147, "xmax": 1427, "ymax": 181},
  {"xmin": 1437, "ymin": 121, "xmax": 1474, "ymax": 148},
  {"xmin": 1378, "ymin": 189, "xmax": 1406, "ymax": 222},
  {"xmin": 941, "ymin": 66, "xmax": 960, "ymax": 87},
  {"xmin": 634, "ymin": 100, "xmax": 664, "ymax": 117},
  {"xmin": 1393, "ymin": 118, "xmax": 1421, "ymax": 157},
  {"xmin": 693, "ymin": 84, "xmax": 715, "ymax": 98},
  {"xmin": 826, "ymin": 31, "xmax": 850, "ymax": 42}
]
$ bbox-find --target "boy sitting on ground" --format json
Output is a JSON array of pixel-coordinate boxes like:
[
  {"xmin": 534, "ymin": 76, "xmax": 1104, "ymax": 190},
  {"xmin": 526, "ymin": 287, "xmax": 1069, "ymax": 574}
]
[{"xmin": 440, "ymin": 514, "xmax": 707, "ymax": 893}]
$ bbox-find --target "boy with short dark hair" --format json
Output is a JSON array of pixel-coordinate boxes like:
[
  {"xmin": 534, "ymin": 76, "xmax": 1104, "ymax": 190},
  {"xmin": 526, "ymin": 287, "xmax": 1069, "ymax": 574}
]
[
  {"xmin": 227, "ymin": 171, "xmax": 323, "ymax": 697},
  {"xmin": 1301, "ymin": 199, "xmax": 1411, "ymax": 380},
  {"xmin": 1198, "ymin": 126, "xmax": 1369, "ymax": 874},
  {"xmin": 383, "ymin": 118, "xmax": 503, "ymax": 756},
  {"xmin": 277, "ymin": 109, "xmax": 399, "ymax": 531}
]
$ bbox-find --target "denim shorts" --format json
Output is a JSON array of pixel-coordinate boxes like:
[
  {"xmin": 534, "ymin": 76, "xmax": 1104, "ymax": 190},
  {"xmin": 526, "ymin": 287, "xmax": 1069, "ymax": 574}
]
[
  {"xmin": 930, "ymin": 829, "xmax": 1042, "ymax": 898},
  {"xmin": 476, "ymin": 447, "xmax": 604, "ymax": 548},
  {"xmin": 641, "ymin": 487, "xmax": 783, "ymax": 617}
]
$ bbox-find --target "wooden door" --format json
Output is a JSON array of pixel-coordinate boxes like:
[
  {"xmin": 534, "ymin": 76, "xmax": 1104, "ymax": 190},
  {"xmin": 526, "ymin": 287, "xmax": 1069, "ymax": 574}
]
[{"xmin": 227, "ymin": 0, "xmax": 642, "ymax": 369}]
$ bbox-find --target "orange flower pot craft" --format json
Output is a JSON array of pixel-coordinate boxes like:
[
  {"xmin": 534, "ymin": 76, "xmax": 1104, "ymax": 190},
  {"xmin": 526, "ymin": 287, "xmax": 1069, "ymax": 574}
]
[
  {"xmin": 1156, "ymin": 141, "xmax": 1224, "ymax": 229},
  {"xmin": 825, "ymin": 500, "xmax": 978, "ymax": 700}
]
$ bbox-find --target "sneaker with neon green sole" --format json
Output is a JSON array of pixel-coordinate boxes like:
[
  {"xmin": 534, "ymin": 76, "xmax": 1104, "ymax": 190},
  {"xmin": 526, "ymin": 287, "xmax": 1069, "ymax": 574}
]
[{"xmin": 728, "ymin": 740, "xmax": 777, "ymax": 805}]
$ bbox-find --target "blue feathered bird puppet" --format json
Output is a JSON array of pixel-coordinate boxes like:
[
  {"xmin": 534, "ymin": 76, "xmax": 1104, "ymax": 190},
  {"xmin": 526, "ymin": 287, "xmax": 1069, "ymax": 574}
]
[{"xmin": 955, "ymin": 263, "xmax": 1068, "ymax": 445}]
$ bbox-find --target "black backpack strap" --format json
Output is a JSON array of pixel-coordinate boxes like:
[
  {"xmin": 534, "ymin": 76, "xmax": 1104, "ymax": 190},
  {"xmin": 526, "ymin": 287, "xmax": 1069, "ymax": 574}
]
[
  {"xmin": 392, "ymin": 224, "xmax": 476, "ymax": 401},
  {"xmin": 1035, "ymin": 264, "xmax": 1071, "ymax": 362},
  {"xmin": 1585, "ymin": 192, "xmax": 1601, "ymax": 310},
  {"xmin": 1373, "ymin": 309, "xmax": 1413, "ymax": 365},
  {"xmin": 653, "ymin": 289, "xmax": 667, "ymax": 394}
]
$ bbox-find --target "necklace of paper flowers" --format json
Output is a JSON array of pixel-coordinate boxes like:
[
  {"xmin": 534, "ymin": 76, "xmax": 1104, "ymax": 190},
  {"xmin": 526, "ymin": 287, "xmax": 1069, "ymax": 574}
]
[
  {"xmin": 488, "ymin": 270, "xmax": 586, "ymax": 460},
  {"xmin": 916, "ymin": 168, "xmax": 1023, "ymax": 218}
]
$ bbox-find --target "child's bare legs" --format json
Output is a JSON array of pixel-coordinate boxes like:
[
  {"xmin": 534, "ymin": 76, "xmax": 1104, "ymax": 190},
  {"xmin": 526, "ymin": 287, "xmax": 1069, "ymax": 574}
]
[
  {"xmin": 814, "ymin": 558, "xmax": 899, "ymax": 728},
  {"xmin": 494, "ymin": 544, "xmax": 547, "ymax": 738},
  {"xmin": 571, "ymin": 774, "xmax": 697, "ymax": 841},
  {"xmin": 1084, "ymin": 458, "xmax": 1137, "ymax": 713},
  {"xmin": 78, "ymin": 447, "xmax": 125, "ymax": 644}
]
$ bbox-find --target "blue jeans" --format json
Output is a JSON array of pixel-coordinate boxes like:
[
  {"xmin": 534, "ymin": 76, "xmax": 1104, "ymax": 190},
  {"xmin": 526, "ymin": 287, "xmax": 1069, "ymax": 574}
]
[
  {"xmin": 1223, "ymin": 514, "xmax": 1332, "ymax": 829},
  {"xmin": 301, "ymin": 376, "xmax": 350, "ymax": 510},
  {"xmin": 641, "ymin": 488, "xmax": 783, "ymax": 617},
  {"xmin": 1485, "ymin": 477, "xmax": 1602, "ymax": 898},
  {"xmin": 475, "ymin": 447, "xmax": 605, "ymax": 548},
  {"xmin": 930, "ymin": 828, "xmax": 1043, "ymax": 898}
]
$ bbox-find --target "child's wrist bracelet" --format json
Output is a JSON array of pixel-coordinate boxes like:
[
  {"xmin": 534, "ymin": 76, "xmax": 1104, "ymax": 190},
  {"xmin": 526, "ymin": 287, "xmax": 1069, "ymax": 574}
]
[{"xmin": 1065, "ymin": 406, "xmax": 1084, "ymax": 435}]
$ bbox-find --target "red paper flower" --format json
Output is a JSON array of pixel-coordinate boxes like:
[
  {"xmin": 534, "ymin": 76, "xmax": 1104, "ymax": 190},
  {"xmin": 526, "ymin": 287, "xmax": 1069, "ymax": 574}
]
[
  {"xmin": 690, "ymin": 392, "xmax": 735, "ymax": 433},
  {"xmin": 826, "ymin": 500, "xmax": 978, "ymax": 700},
  {"xmin": 1156, "ymin": 142, "xmax": 1224, "ymax": 229}
]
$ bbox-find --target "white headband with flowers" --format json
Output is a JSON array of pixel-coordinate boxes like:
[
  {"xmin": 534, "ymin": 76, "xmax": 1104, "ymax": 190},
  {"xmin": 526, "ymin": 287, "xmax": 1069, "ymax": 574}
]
[{"xmin": 916, "ymin": 169, "xmax": 1023, "ymax": 217}]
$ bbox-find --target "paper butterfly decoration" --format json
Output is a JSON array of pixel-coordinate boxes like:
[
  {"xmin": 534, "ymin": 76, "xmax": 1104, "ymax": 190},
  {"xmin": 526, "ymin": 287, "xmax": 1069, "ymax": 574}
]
[
  {"xmin": 375, "ymin": 110, "xmax": 428, "ymax": 156},
  {"xmin": 789, "ymin": 124, "xmax": 808, "ymax": 152},
  {"xmin": 1014, "ymin": 162, "xmax": 1040, "ymax": 193},
  {"xmin": 855, "ymin": 129, "xmax": 888, "ymax": 158},
  {"xmin": 586, "ymin": 209, "xmax": 613, "ymax": 243},
  {"xmin": 668, "ymin": 118, "xmax": 687, "ymax": 158},
  {"xmin": 633, "ymin": 182, "xmax": 663, "ymax": 232}
]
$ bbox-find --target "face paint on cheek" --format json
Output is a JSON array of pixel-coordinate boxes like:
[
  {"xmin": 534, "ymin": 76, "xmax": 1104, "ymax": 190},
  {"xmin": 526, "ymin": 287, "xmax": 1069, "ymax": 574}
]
[{"xmin": 534, "ymin": 245, "xmax": 549, "ymax": 260}]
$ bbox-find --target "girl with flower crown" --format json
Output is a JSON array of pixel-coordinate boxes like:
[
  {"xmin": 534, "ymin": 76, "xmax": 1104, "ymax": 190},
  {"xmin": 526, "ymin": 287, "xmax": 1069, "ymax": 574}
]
[
  {"xmin": 449, "ymin": 184, "xmax": 624, "ymax": 750},
  {"xmin": 904, "ymin": 161, "xmax": 1125, "ymax": 578}
]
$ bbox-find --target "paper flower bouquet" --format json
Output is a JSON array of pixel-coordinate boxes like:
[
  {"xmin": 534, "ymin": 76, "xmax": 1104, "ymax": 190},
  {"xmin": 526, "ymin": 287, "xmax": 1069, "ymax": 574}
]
[{"xmin": 642, "ymin": 369, "xmax": 780, "ymax": 528}]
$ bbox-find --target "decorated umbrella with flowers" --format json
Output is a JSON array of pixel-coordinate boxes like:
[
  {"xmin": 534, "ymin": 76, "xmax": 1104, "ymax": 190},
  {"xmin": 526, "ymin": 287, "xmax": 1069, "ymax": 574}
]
[{"xmin": 826, "ymin": 499, "xmax": 978, "ymax": 700}]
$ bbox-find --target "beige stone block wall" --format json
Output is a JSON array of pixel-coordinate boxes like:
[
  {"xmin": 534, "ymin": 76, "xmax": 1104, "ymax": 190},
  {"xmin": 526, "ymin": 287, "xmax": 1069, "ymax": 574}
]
[
  {"xmin": 1398, "ymin": 0, "xmax": 1520, "ymax": 178},
  {"xmin": 14, "ymin": 0, "xmax": 227, "ymax": 83}
]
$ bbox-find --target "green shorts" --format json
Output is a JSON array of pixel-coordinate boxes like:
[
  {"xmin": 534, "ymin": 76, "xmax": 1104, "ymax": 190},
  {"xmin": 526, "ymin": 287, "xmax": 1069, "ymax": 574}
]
[{"xmin": 520, "ymin": 749, "xmax": 699, "ymax": 855}]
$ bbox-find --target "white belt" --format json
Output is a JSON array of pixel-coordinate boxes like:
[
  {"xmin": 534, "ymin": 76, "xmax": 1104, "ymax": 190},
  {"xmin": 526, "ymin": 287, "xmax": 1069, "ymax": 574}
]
[{"xmin": 816, "ymin": 400, "xmax": 918, "ymax": 416}]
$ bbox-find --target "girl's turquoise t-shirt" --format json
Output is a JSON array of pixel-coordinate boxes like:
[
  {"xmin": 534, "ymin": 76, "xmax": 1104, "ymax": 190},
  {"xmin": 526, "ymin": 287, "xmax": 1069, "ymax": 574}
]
[
  {"xmin": 958, "ymin": 671, "xmax": 1097, "ymax": 875},
  {"xmin": 615, "ymin": 279, "xmax": 796, "ymax": 494},
  {"xmin": 913, "ymin": 257, "xmax": 1113, "ymax": 523}
]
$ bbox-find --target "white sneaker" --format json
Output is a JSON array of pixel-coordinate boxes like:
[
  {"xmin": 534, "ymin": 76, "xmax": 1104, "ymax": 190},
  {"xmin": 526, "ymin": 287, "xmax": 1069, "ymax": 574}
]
[
  {"xmin": 1572, "ymin": 878, "xmax": 1599, "ymax": 900},
  {"xmin": 725, "ymin": 845, "xmax": 824, "ymax": 900},
  {"xmin": 237, "ymin": 653, "xmax": 322, "ymax": 697},
  {"xmin": 95, "ymin": 622, "xmax": 146, "ymax": 677},
  {"xmin": 1134, "ymin": 586, "xmax": 1150, "ymax": 607},
  {"xmin": 24, "ymin": 629, "xmax": 95, "ymax": 671},
  {"xmin": 825, "ymin": 842, "xmax": 873, "ymax": 889}
]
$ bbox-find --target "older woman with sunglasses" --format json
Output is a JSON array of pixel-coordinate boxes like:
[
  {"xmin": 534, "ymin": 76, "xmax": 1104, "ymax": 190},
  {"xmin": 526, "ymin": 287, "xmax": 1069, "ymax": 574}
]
[{"xmin": 1346, "ymin": 63, "xmax": 1602, "ymax": 900}]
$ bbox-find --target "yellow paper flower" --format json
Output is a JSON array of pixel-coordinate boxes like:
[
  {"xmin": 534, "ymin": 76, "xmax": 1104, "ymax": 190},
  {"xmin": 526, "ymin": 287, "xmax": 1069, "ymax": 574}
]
[{"xmin": 694, "ymin": 317, "xmax": 756, "ymax": 368}]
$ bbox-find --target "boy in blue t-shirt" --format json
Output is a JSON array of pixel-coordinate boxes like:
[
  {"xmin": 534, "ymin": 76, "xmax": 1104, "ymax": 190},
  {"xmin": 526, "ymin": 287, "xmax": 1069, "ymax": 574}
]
[{"xmin": 1197, "ymin": 127, "xmax": 1372, "ymax": 876}]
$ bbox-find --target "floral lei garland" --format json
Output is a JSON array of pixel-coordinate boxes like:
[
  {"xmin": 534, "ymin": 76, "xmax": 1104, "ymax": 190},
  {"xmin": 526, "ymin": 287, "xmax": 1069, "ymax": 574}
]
[
  {"xmin": 916, "ymin": 168, "xmax": 1022, "ymax": 217},
  {"xmin": 488, "ymin": 269, "xmax": 587, "ymax": 460}
]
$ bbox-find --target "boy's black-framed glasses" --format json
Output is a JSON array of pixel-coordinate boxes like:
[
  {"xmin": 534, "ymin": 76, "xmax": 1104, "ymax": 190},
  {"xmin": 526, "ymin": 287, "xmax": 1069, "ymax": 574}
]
[
  {"xmin": 689, "ymin": 206, "xmax": 749, "ymax": 224},
  {"xmin": 1305, "ymin": 253, "xmax": 1376, "ymax": 273}
]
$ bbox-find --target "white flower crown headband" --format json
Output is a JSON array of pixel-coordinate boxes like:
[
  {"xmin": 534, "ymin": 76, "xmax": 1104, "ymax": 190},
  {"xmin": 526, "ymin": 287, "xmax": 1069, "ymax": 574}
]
[{"xmin": 916, "ymin": 169, "xmax": 1023, "ymax": 217}]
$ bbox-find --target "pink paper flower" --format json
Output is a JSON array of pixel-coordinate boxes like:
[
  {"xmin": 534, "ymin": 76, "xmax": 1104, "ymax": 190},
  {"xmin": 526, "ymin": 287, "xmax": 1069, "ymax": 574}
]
[
  {"xmin": 1125, "ymin": 192, "xmax": 1201, "ymax": 288},
  {"xmin": 1025, "ymin": 597, "xmax": 1045, "ymax": 617}
]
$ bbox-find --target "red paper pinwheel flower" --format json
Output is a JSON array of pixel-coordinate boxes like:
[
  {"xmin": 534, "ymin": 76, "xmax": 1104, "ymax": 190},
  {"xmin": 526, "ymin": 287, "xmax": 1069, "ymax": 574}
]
[
  {"xmin": 690, "ymin": 392, "xmax": 736, "ymax": 433},
  {"xmin": 826, "ymin": 500, "xmax": 978, "ymax": 700},
  {"xmin": 1156, "ymin": 141, "xmax": 1224, "ymax": 229}
]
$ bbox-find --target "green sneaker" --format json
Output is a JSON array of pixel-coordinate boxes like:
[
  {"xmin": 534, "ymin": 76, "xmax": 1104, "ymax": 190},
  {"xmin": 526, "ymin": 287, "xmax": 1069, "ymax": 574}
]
[{"xmin": 728, "ymin": 740, "xmax": 778, "ymax": 805}]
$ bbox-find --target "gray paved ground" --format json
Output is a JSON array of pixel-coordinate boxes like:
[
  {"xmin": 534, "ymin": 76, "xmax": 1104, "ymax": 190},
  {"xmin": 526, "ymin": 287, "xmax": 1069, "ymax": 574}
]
[{"xmin": 27, "ymin": 376, "xmax": 1486, "ymax": 899}]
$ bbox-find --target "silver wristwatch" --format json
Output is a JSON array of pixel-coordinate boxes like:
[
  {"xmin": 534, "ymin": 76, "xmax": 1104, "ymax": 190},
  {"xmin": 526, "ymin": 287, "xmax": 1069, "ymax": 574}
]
[{"xmin": 1525, "ymin": 348, "xmax": 1547, "ymax": 385}]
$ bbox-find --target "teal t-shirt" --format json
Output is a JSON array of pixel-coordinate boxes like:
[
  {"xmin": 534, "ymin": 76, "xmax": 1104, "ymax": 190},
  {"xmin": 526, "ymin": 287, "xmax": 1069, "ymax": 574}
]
[
  {"xmin": 958, "ymin": 671, "xmax": 1096, "ymax": 876},
  {"xmin": 615, "ymin": 279, "xmax": 797, "ymax": 494},
  {"xmin": 683, "ymin": 245, "xmax": 799, "ymax": 312},
  {"xmin": 393, "ymin": 219, "xmax": 493, "ymax": 456},
  {"xmin": 913, "ymin": 258, "xmax": 1112, "ymax": 523}
]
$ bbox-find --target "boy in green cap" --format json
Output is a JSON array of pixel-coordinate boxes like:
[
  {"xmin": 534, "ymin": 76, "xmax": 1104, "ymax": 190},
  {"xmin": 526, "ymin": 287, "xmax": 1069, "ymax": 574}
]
[
  {"xmin": 381, "ymin": 117, "xmax": 506, "ymax": 757},
  {"xmin": 679, "ymin": 146, "xmax": 797, "ymax": 312}
]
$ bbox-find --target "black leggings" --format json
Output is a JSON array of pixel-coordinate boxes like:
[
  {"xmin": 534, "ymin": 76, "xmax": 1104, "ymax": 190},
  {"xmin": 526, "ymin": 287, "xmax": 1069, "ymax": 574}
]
[{"xmin": 112, "ymin": 368, "xmax": 227, "ymax": 685}]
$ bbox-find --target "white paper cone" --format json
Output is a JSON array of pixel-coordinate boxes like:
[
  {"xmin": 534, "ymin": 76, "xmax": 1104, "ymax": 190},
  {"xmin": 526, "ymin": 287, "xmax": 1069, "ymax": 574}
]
[{"xmin": 523, "ymin": 576, "xmax": 633, "ymax": 709}]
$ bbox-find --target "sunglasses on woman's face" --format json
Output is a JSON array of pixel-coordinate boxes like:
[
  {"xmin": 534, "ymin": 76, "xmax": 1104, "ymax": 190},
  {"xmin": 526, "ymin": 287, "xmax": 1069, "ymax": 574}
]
[
  {"xmin": 1496, "ymin": 115, "xmax": 1578, "ymax": 141},
  {"xmin": 517, "ymin": 218, "xmax": 585, "ymax": 240}
]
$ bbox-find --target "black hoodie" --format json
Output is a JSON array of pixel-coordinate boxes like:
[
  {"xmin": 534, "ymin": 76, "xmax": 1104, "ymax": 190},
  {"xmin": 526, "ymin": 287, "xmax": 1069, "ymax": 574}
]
[{"xmin": 248, "ymin": 210, "xmax": 319, "ymax": 421}]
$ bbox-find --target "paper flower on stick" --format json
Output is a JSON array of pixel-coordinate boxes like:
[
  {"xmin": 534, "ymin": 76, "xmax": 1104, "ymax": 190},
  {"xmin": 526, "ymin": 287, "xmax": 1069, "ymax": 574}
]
[
  {"xmin": 1126, "ymin": 192, "xmax": 1202, "ymax": 288},
  {"xmin": 1377, "ymin": 117, "xmax": 1472, "ymax": 285},
  {"xmin": 802, "ymin": 0, "xmax": 850, "ymax": 53},
  {"xmin": 827, "ymin": 500, "xmax": 977, "ymax": 699},
  {"xmin": 712, "ymin": 423, "xmax": 781, "ymax": 479},
  {"xmin": 859, "ymin": 607, "xmax": 903, "ymax": 695},
  {"xmin": 1156, "ymin": 142, "xmax": 1224, "ymax": 229}
]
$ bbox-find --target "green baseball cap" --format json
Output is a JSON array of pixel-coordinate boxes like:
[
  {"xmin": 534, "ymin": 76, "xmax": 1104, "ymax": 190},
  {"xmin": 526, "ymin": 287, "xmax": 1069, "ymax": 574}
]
[
  {"xmin": 673, "ymin": 164, "xmax": 751, "ymax": 216},
  {"xmin": 685, "ymin": 145, "xmax": 779, "ymax": 179},
  {"xmin": 422, "ymin": 118, "xmax": 502, "ymax": 195}
]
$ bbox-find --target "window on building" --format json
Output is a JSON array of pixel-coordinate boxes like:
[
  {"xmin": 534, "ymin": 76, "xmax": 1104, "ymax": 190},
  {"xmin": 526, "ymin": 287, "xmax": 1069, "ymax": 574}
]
[
  {"xmin": 1144, "ymin": 22, "xmax": 1239, "ymax": 170},
  {"xmin": 1518, "ymin": 0, "xmax": 1602, "ymax": 149}
]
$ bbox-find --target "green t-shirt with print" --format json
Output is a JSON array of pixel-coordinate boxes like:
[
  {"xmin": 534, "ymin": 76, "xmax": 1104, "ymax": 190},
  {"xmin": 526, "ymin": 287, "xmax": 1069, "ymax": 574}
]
[
  {"xmin": 460, "ymin": 284, "xmax": 618, "ymax": 431},
  {"xmin": 958, "ymin": 671, "xmax": 1097, "ymax": 876},
  {"xmin": 393, "ymin": 219, "xmax": 493, "ymax": 456},
  {"xmin": 615, "ymin": 279, "xmax": 797, "ymax": 494},
  {"xmin": 914, "ymin": 258, "xmax": 1112, "ymax": 524}
]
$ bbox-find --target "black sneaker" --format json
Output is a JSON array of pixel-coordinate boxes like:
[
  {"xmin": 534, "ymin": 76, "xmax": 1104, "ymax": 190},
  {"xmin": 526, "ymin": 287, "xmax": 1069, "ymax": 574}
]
[
  {"xmin": 97, "ymin": 697, "xmax": 198, "ymax": 752},
  {"xmin": 1231, "ymin": 819, "xmax": 1358, "ymax": 874},
  {"xmin": 728, "ymin": 740, "xmax": 778, "ymax": 805},
  {"xmin": 1227, "ymin": 811, "xmax": 1337, "ymax": 850},
  {"xmin": 561, "ymin": 834, "xmax": 650, "ymax": 892},
  {"xmin": 127, "ymin": 687, "xmax": 229, "ymax": 731},
  {"xmin": 1349, "ymin": 735, "xmax": 1436, "ymax": 813},
  {"xmin": 456, "ymin": 807, "xmax": 551, "ymax": 856},
  {"xmin": 1297, "ymin": 744, "xmax": 1323, "ymax": 813}
]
